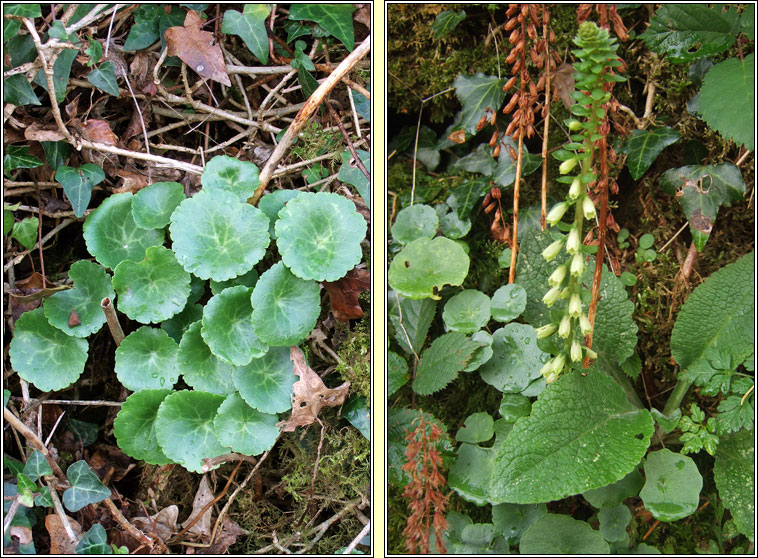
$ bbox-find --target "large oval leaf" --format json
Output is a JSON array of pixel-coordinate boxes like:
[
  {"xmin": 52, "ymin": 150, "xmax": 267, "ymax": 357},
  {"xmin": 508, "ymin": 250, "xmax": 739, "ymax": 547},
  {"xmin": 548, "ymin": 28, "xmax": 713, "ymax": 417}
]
[
  {"xmin": 201, "ymin": 285, "xmax": 267, "ymax": 365},
  {"xmin": 169, "ymin": 189, "xmax": 270, "ymax": 281},
  {"xmin": 714, "ymin": 429, "xmax": 755, "ymax": 540},
  {"xmin": 44, "ymin": 260, "xmax": 115, "ymax": 337},
  {"xmin": 699, "ymin": 54, "xmax": 754, "ymax": 150},
  {"xmin": 115, "ymin": 327, "xmax": 180, "ymax": 391},
  {"xmin": 112, "ymin": 246, "xmax": 191, "ymax": 324},
  {"xmin": 177, "ymin": 321, "xmax": 237, "ymax": 395},
  {"xmin": 233, "ymin": 345, "xmax": 297, "ymax": 414},
  {"xmin": 639, "ymin": 449, "xmax": 702, "ymax": 522},
  {"xmin": 82, "ymin": 193, "xmax": 164, "ymax": 269},
  {"xmin": 250, "ymin": 262, "xmax": 320, "ymax": 346},
  {"xmin": 388, "ymin": 236, "xmax": 469, "ymax": 299},
  {"xmin": 519, "ymin": 514, "xmax": 610, "ymax": 554},
  {"xmin": 10, "ymin": 307, "xmax": 89, "ymax": 392},
  {"xmin": 113, "ymin": 389, "xmax": 173, "ymax": 465},
  {"xmin": 490, "ymin": 367, "xmax": 654, "ymax": 504},
  {"xmin": 213, "ymin": 392, "xmax": 280, "ymax": 456},
  {"xmin": 275, "ymin": 192, "xmax": 367, "ymax": 281}
]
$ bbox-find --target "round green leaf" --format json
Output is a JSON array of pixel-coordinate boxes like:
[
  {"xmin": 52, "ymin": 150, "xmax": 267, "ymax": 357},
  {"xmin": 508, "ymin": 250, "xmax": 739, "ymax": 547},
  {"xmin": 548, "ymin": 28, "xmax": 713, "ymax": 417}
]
[
  {"xmin": 250, "ymin": 262, "xmax": 320, "ymax": 346},
  {"xmin": 155, "ymin": 390, "xmax": 228, "ymax": 473},
  {"xmin": 391, "ymin": 204, "xmax": 438, "ymax": 244},
  {"xmin": 640, "ymin": 449, "xmax": 703, "ymax": 522},
  {"xmin": 387, "ymin": 350, "xmax": 409, "ymax": 397},
  {"xmin": 456, "ymin": 412, "xmax": 494, "ymax": 444},
  {"xmin": 492, "ymin": 503, "xmax": 547, "ymax": 547},
  {"xmin": 214, "ymin": 392, "xmax": 279, "ymax": 455},
  {"xmin": 112, "ymin": 246, "xmax": 191, "ymax": 324},
  {"xmin": 201, "ymin": 285, "xmax": 267, "ymax": 365},
  {"xmin": 344, "ymin": 396, "xmax": 370, "ymax": 440},
  {"xmin": 639, "ymin": 233, "xmax": 655, "ymax": 250},
  {"xmin": 10, "ymin": 308, "xmax": 89, "ymax": 392},
  {"xmin": 388, "ymin": 236, "xmax": 470, "ymax": 299},
  {"xmin": 275, "ymin": 192, "xmax": 367, "ymax": 281},
  {"xmin": 620, "ymin": 271, "xmax": 637, "ymax": 286},
  {"xmin": 490, "ymin": 284, "xmax": 527, "ymax": 322},
  {"xmin": 131, "ymin": 181, "xmax": 185, "ymax": 229},
  {"xmin": 233, "ymin": 345, "xmax": 297, "ymax": 414},
  {"xmin": 440, "ymin": 211, "xmax": 471, "ymax": 239},
  {"xmin": 442, "ymin": 290, "xmax": 491, "ymax": 333},
  {"xmin": 113, "ymin": 389, "xmax": 173, "ymax": 465},
  {"xmin": 169, "ymin": 189, "xmax": 270, "ymax": 281},
  {"xmin": 161, "ymin": 302, "xmax": 203, "ymax": 342},
  {"xmin": 498, "ymin": 393, "xmax": 532, "ymax": 423},
  {"xmin": 463, "ymin": 330, "xmax": 494, "ymax": 372},
  {"xmin": 598, "ymin": 504, "xmax": 632, "ymax": 543},
  {"xmin": 200, "ymin": 155, "xmax": 259, "ymax": 201},
  {"xmin": 115, "ymin": 327, "xmax": 180, "ymax": 391},
  {"xmin": 519, "ymin": 514, "xmax": 610, "ymax": 554},
  {"xmin": 43, "ymin": 260, "xmax": 115, "ymax": 337},
  {"xmin": 257, "ymin": 189, "xmax": 300, "ymax": 239},
  {"xmin": 479, "ymin": 324, "xmax": 549, "ymax": 393},
  {"xmin": 448, "ymin": 443, "xmax": 495, "ymax": 505},
  {"xmin": 583, "ymin": 468, "xmax": 644, "ymax": 509},
  {"xmin": 178, "ymin": 321, "xmax": 237, "ymax": 395},
  {"xmin": 82, "ymin": 193, "xmax": 164, "ymax": 269},
  {"xmin": 210, "ymin": 268, "xmax": 258, "ymax": 295}
]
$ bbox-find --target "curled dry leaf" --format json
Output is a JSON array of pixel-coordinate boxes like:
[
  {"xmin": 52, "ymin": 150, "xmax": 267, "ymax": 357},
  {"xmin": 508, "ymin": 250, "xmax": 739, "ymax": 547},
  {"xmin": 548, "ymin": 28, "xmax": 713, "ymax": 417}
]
[
  {"xmin": 182, "ymin": 475, "xmax": 214, "ymax": 539},
  {"xmin": 75, "ymin": 118, "xmax": 119, "ymax": 146},
  {"xmin": 164, "ymin": 10, "xmax": 232, "ymax": 87},
  {"xmin": 448, "ymin": 129, "xmax": 466, "ymax": 144},
  {"xmin": 552, "ymin": 62, "xmax": 575, "ymax": 110},
  {"xmin": 45, "ymin": 514, "xmax": 82, "ymax": 555},
  {"xmin": 354, "ymin": 4, "xmax": 371, "ymax": 28},
  {"xmin": 278, "ymin": 346, "xmax": 350, "ymax": 432},
  {"xmin": 9, "ymin": 525, "xmax": 32, "ymax": 546},
  {"xmin": 323, "ymin": 267, "xmax": 370, "ymax": 322},
  {"xmin": 113, "ymin": 169, "xmax": 151, "ymax": 194},
  {"xmin": 68, "ymin": 309, "xmax": 81, "ymax": 327},
  {"xmin": 132, "ymin": 505, "xmax": 178, "ymax": 543},
  {"xmin": 24, "ymin": 122, "xmax": 66, "ymax": 142}
]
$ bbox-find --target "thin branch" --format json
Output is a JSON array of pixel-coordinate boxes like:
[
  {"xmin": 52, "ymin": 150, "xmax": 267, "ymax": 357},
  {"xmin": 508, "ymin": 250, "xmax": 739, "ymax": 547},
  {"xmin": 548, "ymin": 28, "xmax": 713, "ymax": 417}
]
[
  {"xmin": 342, "ymin": 523, "xmax": 370, "ymax": 555},
  {"xmin": 3, "ymin": 218, "xmax": 76, "ymax": 272},
  {"xmin": 101, "ymin": 297, "xmax": 124, "ymax": 345},
  {"xmin": 46, "ymin": 478, "xmax": 79, "ymax": 544},
  {"xmin": 326, "ymin": 102, "xmax": 370, "ymax": 181},
  {"xmin": 3, "ymin": 407, "xmax": 66, "ymax": 482}
]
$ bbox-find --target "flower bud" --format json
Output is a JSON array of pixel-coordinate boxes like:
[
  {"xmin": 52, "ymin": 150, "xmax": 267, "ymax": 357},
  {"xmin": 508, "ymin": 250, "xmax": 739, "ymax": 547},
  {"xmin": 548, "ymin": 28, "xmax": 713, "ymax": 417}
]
[
  {"xmin": 580, "ymin": 314, "xmax": 592, "ymax": 335},
  {"xmin": 548, "ymin": 265, "xmax": 567, "ymax": 287},
  {"xmin": 584, "ymin": 347, "xmax": 598, "ymax": 361},
  {"xmin": 542, "ymin": 239, "xmax": 564, "ymax": 262},
  {"xmin": 540, "ymin": 359, "xmax": 554, "ymax": 378},
  {"xmin": 546, "ymin": 202, "xmax": 569, "ymax": 225},
  {"xmin": 559, "ymin": 157, "xmax": 578, "ymax": 174},
  {"xmin": 582, "ymin": 195, "xmax": 596, "ymax": 220},
  {"xmin": 568, "ymin": 176, "xmax": 582, "ymax": 199},
  {"xmin": 542, "ymin": 286, "xmax": 562, "ymax": 307},
  {"xmin": 568, "ymin": 294, "xmax": 582, "ymax": 317},
  {"xmin": 570, "ymin": 253, "xmax": 584, "ymax": 276},
  {"xmin": 552, "ymin": 353, "xmax": 566, "ymax": 374},
  {"xmin": 566, "ymin": 119, "xmax": 582, "ymax": 131},
  {"xmin": 536, "ymin": 322, "xmax": 558, "ymax": 339},
  {"xmin": 544, "ymin": 369, "xmax": 559, "ymax": 384},
  {"xmin": 566, "ymin": 228, "xmax": 580, "ymax": 254},
  {"xmin": 558, "ymin": 314, "xmax": 571, "ymax": 338},
  {"xmin": 570, "ymin": 339, "xmax": 583, "ymax": 362}
]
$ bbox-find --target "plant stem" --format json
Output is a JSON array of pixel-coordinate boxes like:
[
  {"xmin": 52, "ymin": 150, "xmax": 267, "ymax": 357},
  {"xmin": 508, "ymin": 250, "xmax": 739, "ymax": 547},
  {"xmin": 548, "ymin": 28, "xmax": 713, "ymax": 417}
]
[
  {"xmin": 662, "ymin": 376, "xmax": 693, "ymax": 417},
  {"xmin": 100, "ymin": 297, "xmax": 124, "ymax": 346}
]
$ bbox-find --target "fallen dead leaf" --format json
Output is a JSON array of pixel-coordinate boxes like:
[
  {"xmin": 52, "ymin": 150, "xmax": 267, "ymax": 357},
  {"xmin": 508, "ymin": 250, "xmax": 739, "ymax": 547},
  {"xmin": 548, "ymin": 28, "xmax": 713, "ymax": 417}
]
[
  {"xmin": 552, "ymin": 62, "xmax": 575, "ymax": 110},
  {"xmin": 132, "ymin": 505, "xmax": 178, "ymax": 543},
  {"xmin": 323, "ymin": 267, "xmax": 370, "ymax": 322},
  {"xmin": 353, "ymin": 4, "xmax": 371, "ymax": 28},
  {"xmin": 45, "ymin": 514, "xmax": 82, "ymax": 555},
  {"xmin": 113, "ymin": 169, "xmax": 151, "ymax": 194},
  {"xmin": 278, "ymin": 346, "xmax": 350, "ymax": 432},
  {"xmin": 200, "ymin": 516, "xmax": 246, "ymax": 555},
  {"xmin": 182, "ymin": 475, "xmax": 214, "ymax": 539},
  {"xmin": 448, "ymin": 129, "xmax": 466, "ymax": 144},
  {"xmin": 76, "ymin": 118, "xmax": 119, "ymax": 145},
  {"xmin": 9, "ymin": 525, "xmax": 32, "ymax": 546},
  {"xmin": 6, "ymin": 272, "xmax": 68, "ymax": 303},
  {"xmin": 164, "ymin": 10, "xmax": 231, "ymax": 86},
  {"xmin": 24, "ymin": 122, "xmax": 67, "ymax": 142}
]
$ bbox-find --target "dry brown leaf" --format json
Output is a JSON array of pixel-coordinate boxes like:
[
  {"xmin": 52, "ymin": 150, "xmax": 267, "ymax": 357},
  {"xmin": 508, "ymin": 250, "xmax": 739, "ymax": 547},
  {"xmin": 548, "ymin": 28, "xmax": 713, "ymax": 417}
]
[
  {"xmin": 448, "ymin": 129, "xmax": 466, "ymax": 144},
  {"xmin": 9, "ymin": 525, "xmax": 32, "ymax": 546},
  {"xmin": 113, "ymin": 169, "xmax": 151, "ymax": 194},
  {"xmin": 552, "ymin": 62, "xmax": 575, "ymax": 110},
  {"xmin": 323, "ymin": 267, "xmax": 370, "ymax": 322},
  {"xmin": 132, "ymin": 505, "xmax": 178, "ymax": 543},
  {"xmin": 7, "ymin": 272, "xmax": 68, "ymax": 303},
  {"xmin": 201, "ymin": 516, "xmax": 246, "ymax": 555},
  {"xmin": 45, "ymin": 514, "xmax": 82, "ymax": 554},
  {"xmin": 182, "ymin": 475, "xmax": 214, "ymax": 539},
  {"xmin": 164, "ymin": 10, "xmax": 231, "ymax": 86},
  {"xmin": 353, "ymin": 4, "xmax": 371, "ymax": 28},
  {"xmin": 278, "ymin": 346, "xmax": 350, "ymax": 432},
  {"xmin": 24, "ymin": 122, "xmax": 66, "ymax": 142},
  {"xmin": 77, "ymin": 119, "xmax": 119, "ymax": 145}
]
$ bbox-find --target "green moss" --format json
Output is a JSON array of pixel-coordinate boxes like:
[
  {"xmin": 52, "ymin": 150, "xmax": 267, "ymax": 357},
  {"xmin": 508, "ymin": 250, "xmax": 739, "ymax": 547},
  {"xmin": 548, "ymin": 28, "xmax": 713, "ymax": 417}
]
[{"xmin": 335, "ymin": 309, "xmax": 371, "ymax": 400}]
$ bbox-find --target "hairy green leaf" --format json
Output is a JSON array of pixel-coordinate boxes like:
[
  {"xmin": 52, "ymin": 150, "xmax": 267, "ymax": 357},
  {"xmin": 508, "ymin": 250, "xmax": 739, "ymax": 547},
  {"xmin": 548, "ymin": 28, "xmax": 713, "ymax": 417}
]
[
  {"xmin": 714, "ymin": 429, "xmax": 754, "ymax": 541},
  {"xmin": 413, "ymin": 332, "xmax": 480, "ymax": 395}
]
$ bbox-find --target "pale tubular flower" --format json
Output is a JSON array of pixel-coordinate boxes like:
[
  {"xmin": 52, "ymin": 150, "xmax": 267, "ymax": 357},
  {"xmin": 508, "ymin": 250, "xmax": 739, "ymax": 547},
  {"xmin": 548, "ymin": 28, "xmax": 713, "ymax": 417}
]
[
  {"xmin": 540, "ymin": 359, "xmax": 554, "ymax": 378},
  {"xmin": 548, "ymin": 264, "xmax": 567, "ymax": 288},
  {"xmin": 546, "ymin": 202, "xmax": 569, "ymax": 225},
  {"xmin": 566, "ymin": 227, "xmax": 580, "ymax": 254},
  {"xmin": 544, "ymin": 369, "xmax": 559, "ymax": 384},
  {"xmin": 552, "ymin": 353, "xmax": 566, "ymax": 374},
  {"xmin": 568, "ymin": 176, "xmax": 582, "ymax": 199},
  {"xmin": 542, "ymin": 286, "xmax": 562, "ymax": 307},
  {"xmin": 570, "ymin": 338, "xmax": 583, "ymax": 362},
  {"xmin": 568, "ymin": 293, "xmax": 582, "ymax": 317},
  {"xmin": 585, "ymin": 347, "xmax": 598, "ymax": 360},
  {"xmin": 582, "ymin": 195, "xmax": 596, "ymax": 220},
  {"xmin": 580, "ymin": 314, "xmax": 592, "ymax": 335},
  {"xmin": 566, "ymin": 119, "xmax": 582, "ymax": 131},
  {"xmin": 570, "ymin": 253, "xmax": 584, "ymax": 276},
  {"xmin": 559, "ymin": 157, "xmax": 578, "ymax": 174},
  {"xmin": 558, "ymin": 314, "xmax": 571, "ymax": 338},
  {"xmin": 536, "ymin": 322, "xmax": 558, "ymax": 339},
  {"xmin": 542, "ymin": 239, "xmax": 564, "ymax": 262}
]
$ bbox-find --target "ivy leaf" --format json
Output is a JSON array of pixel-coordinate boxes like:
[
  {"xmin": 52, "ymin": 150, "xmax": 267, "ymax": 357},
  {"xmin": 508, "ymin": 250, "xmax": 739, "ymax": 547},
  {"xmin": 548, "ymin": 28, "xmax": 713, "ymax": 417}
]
[
  {"xmin": 221, "ymin": 5, "xmax": 270, "ymax": 64},
  {"xmin": 44, "ymin": 260, "xmax": 114, "ymax": 337},
  {"xmin": 639, "ymin": 4, "xmax": 739, "ymax": 63},
  {"xmin": 415, "ymin": 126, "xmax": 441, "ymax": 170},
  {"xmin": 33, "ymin": 48, "xmax": 77, "ymax": 102},
  {"xmin": 84, "ymin": 36, "xmax": 103, "ymax": 66},
  {"xmin": 413, "ymin": 332, "xmax": 481, "ymax": 395},
  {"xmin": 201, "ymin": 285, "xmax": 267, "ymax": 365},
  {"xmin": 113, "ymin": 246, "xmax": 191, "ymax": 324},
  {"xmin": 178, "ymin": 321, "xmax": 237, "ymax": 395},
  {"xmin": 388, "ymin": 291, "xmax": 437, "ymax": 355},
  {"xmin": 170, "ymin": 189, "xmax": 270, "ymax": 281},
  {"xmin": 698, "ymin": 53, "xmax": 754, "ymax": 150},
  {"xmin": 3, "ymin": 4, "xmax": 41, "ymax": 17},
  {"xmin": 4, "ymin": 145, "xmax": 43, "ymax": 178},
  {"xmin": 22, "ymin": 450, "xmax": 53, "ymax": 482},
  {"xmin": 337, "ymin": 149, "xmax": 370, "ymax": 208},
  {"xmin": 388, "ymin": 237, "xmax": 470, "ymax": 299},
  {"xmin": 4, "ymin": 73, "xmax": 41, "ymax": 106},
  {"xmin": 454, "ymin": 73, "xmax": 507, "ymax": 134},
  {"xmin": 155, "ymin": 391, "xmax": 228, "ymax": 473},
  {"xmin": 391, "ymin": 204, "xmax": 438, "ymax": 245},
  {"xmin": 640, "ymin": 449, "xmax": 702, "ymax": 521},
  {"xmin": 288, "ymin": 4, "xmax": 356, "ymax": 51},
  {"xmin": 87, "ymin": 61, "xmax": 120, "ymax": 96},
  {"xmin": 449, "ymin": 178, "xmax": 491, "ymax": 220},
  {"xmin": 233, "ymin": 345, "xmax": 297, "ymax": 414},
  {"xmin": 213, "ymin": 392, "xmax": 279, "ymax": 455},
  {"xmin": 519, "ymin": 514, "xmax": 610, "ymax": 554},
  {"xmin": 131, "ymin": 181, "xmax": 185, "ymax": 229},
  {"xmin": 76, "ymin": 524, "xmax": 111, "ymax": 554},
  {"xmin": 714, "ymin": 429, "xmax": 755, "ymax": 540},
  {"xmin": 10, "ymin": 307, "xmax": 89, "ymax": 392},
  {"xmin": 451, "ymin": 143, "xmax": 496, "ymax": 175},
  {"xmin": 83, "ymin": 193, "xmax": 164, "ymax": 269},
  {"xmin": 479, "ymin": 323, "xmax": 549, "ymax": 393},
  {"xmin": 432, "ymin": 10, "xmax": 466, "ymax": 40},
  {"xmin": 620, "ymin": 127, "xmax": 680, "ymax": 179},
  {"xmin": 113, "ymin": 389, "xmax": 173, "ymax": 465},
  {"xmin": 115, "ymin": 326, "xmax": 180, "ymax": 391},
  {"xmin": 492, "ymin": 136, "xmax": 542, "ymax": 187},
  {"xmin": 62, "ymin": 461, "xmax": 111, "ymax": 512},
  {"xmin": 41, "ymin": 141, "xmax": 71, "ymax": 172},
  {"xmin": 489, "ymin": 367, "xmax": 654, "ymax": 504},
  {"xmin": 388, "ymin": 351, "xmax": 409, "ymax": 396},
  {"xmin": 10, "ymin": 217, "xmax": 38, "ymax": 250},
  {"xmin": 200, "ymin": 155, "xmax": 260, "ymax": 202},
  {"xmin": 275, "ymin": 192, "xmax": 367, "ymax": 282},
  {"xmin": 55, "ymin": 164, "xmax": 105, "ymax": 217},
  {"xmin": 123, "ymin": 5, "xmax": 162, "ymax": 50},
  {"xmin": 343, "ymin": 396, "xmax": 370, "ymax": 440},
  {"xmin": 442, "ymin": 290, "xmax": 491, "ymax": 334},
  {"xmin": 351, "ymin": 89, "xmax": 370, "ymax": 121}
]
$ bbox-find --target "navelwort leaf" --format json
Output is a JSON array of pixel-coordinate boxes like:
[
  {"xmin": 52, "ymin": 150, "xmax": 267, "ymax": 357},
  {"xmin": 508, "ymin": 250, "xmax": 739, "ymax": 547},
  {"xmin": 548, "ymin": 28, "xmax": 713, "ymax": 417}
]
[
  {"xmin": 456, "ymin": 412, "xmax": 494, "ymax": 444},
  {"xmin": 490, "ymin": 367, "xmax": 654, "ymax": 503},
  {"xmin": 10, "ymin": 307, "xmax": 89, "ymax": 392},
  {"xmin": 620, "ymin": 127, "xmax": 680, "ymax": 180},
  {"xmin": 113, "ymin": 389, "xmax": 173, "ymax": 465},
  {"xmin": 258, "ymin": 190, "xmax": 300, "ymax": 240},
  {"xmin": 114, "ymin": 326, "xmax": 180, "ymax": 391},
  {"xmin": 479, "ymin": 323, "xmax": 549, "ymax": 393},
  {"xmin": 155, "ymin": 390, "xmax": 228, "ymax": 473},
  {"xmin": 519, "ymin": 514, "xmax": 610, "ymax": 554},
  {"xmin": 442, "ymin": 289, "xmax": 490, "ymax": 334},
  {"xmin": 178, "ymin": 321, "xmax": 237, "ymax": 395},
  {"xmin": 388, "ymin": 236, "xmax": 469, "ymax": 299},
  {"xmin": 492, "ymin": 503, "xmax": 547, "ymax": 547},
  {"xmin": 131, "ymin": 181, "xmax": 185, "ymax": 229},
  {"xmin": 490, "ymin": 283, "xmax": 527, "ymax": 323},
  {"xmin": 233, "ymin": 345, "xmax": 297, "ymax": 414},
  {"xmin": 639, "ymin": 449, "xmax": 703, "ymax": 522},
  {"xmin": 83, "ymin": 193, "xmax": 164, "ymax": 269},
  {"xmin": 170, "ymin": 189, "xmax": 270, "ymax": 281},
  {"xmin": 44, "ymin": 260, "xmax": 115, "ymax": 337},
  {"xmin": 200, "ymin": 155, "xmax": 260, "ymax": 202},
  {"xmin": 250, "ymin": 262, "xmax": 320, "ymax": 346},
  {"xmin": 112, "ymin": 246, "xmax": 191, "ymax": 324},
  {"xmin": 62, "ymin": 461, "xmax": 111, "ymax": 512},
  {"xmin": 213, "ymin": 392, "xmax": 279, "ymax": 455},
  {"xmin": 391, "ymin": 204, "xmax": 439, "ymax": 245},
  {"xmin": 413, "ymin": 332, "xmax": 481, "ymax": 395},
  {"xmin": 201, "ymin": 285, "xmax": 267, "ymax": 365},
  {"xmin": 275, "ymin": 192, "xmax": 366, "ymax": 281}
]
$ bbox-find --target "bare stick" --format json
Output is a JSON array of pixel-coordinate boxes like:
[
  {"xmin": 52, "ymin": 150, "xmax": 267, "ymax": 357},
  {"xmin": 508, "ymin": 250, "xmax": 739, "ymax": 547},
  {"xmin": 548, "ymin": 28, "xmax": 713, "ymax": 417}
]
[
  {"xmin": 250, "ymin": 35, "xmax": 371, "ymax": 205},
  {"xmin": 201, "ymin": 452, "xmax": 257, "ymax": 472},
  {"xmin": 326, "ymin": 102, "xmax": 370, "ymax": 181},
  {"xmin": 3, "ymin": 407, "xmax": 66, "ymax": 482},
  {"xmin": 103, "ymin": 497, "xmax": 161, "ymax": 551},
  {"xmin": 11, "ymin": 397, "xmax": 122, "ymax": 407},
  {"xmin": 101, "ymin": 297, "xmax": 124, "ymax": 345},
  {"xmin": 46, "ymin": 478, "xmax": 79, "ymax": 544},
  {"xmin": 342, "ymin": 522, "xmax": 370, "ymax": 555}
]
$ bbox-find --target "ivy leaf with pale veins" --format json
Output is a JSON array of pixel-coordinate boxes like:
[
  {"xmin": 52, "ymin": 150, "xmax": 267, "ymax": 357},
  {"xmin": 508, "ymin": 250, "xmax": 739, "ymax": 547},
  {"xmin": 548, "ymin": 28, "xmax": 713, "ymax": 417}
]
[
  {"xmin": 165, "ymin": 10, "xmax": 231, "ymax": 86},
  {"xmin": 323, "ymin": 267, "xmax": 370, "ymax": 322},
  {"xmin": 432, "ymin": 10, "xmax": 466, "ymax": 40},
  {"xmin": 288, "ymin": 4, "xmax": 356, "ymax": 51},
  {"xmin": 413, "ymin": 332, "xmax": 481, "ymax": 395},
  {"xmin": 454, "ymin": 73, "xmax": 507, "ymax": 134},
  {"xmin": 620, "ymin": 127, "xmax": 680, "ymax": 180},
  {"xmin": 221, "ymin": 4, "xmax": 270, "ymax": 64}
]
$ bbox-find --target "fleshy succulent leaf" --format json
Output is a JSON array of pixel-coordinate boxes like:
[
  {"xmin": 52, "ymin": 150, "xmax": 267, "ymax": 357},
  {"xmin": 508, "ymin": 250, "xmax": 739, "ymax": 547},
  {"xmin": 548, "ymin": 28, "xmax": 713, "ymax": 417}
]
[
  {"xmin": 131, "ymin": 181, "xmax": 185, "ymax": 229},
  {"xmin": 178, "ymin": 321, "xmax": 237, "ymax": 395},
  {"xmin": 233, "ymin": 345, "xmax": 297, "ymax": 414},
  {"xmin": 113, "ymin": 390, "xmax": 173, "ymax": 465},
  {"xmin": 200, "ymin": 155, "xmax": 260, "ymax": 202},
  {"xmin": 213, "ymin": 392, "xmax": 280, "ymax": 455},
  {"xmin": 114, "ymin": 327, "xmax": 180, "ymax": 391}
]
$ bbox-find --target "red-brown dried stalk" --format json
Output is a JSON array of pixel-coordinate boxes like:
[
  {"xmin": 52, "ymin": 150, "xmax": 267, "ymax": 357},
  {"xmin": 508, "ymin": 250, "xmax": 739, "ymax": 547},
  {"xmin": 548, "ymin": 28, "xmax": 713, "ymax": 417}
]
[{"xmin": 401, "ymin": 413, "xmax": 450, "ymax": 554}]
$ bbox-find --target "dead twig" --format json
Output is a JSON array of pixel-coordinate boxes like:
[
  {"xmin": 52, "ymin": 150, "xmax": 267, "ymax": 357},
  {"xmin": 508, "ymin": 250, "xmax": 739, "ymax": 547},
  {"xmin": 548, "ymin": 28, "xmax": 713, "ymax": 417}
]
[
  {"xmin": 326, "ymin": 101, "xmax": 370, "ymax": 181},
  {"xmin": 101, "ymin": 297, "xmax": 125, "ymax": 345},
  {"xmin": 342, "ymin": 522, "xmax": 370, "ymax": 555},
  {"xmin": 3, "ymin": 407, "xmax": 66, "ymax": 482}
]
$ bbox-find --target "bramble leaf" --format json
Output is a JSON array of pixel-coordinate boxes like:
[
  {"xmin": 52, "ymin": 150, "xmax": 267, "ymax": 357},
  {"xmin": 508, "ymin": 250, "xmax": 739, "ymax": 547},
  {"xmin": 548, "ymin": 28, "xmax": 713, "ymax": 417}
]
[
  {"xmin": 201, "ymin": 285, "xmax": 267, "ymax": 365},
  {"xmin": 115, "ymin": 327, "xmax": 180, "ymax": 391},
  {"xmin": 413, "ymin": 332, "xmax": 480, "ymax": 395},
  {"xmin": 388, "ymin": 291, "xmax": 437, "ymax": 355},
  {"xmin": 113, "ymin": 389, "xmax": 173, "ymax": 465},
  {"xmin": 388, "ymin": 351, "xmax": 409, "ymax": 396}
]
